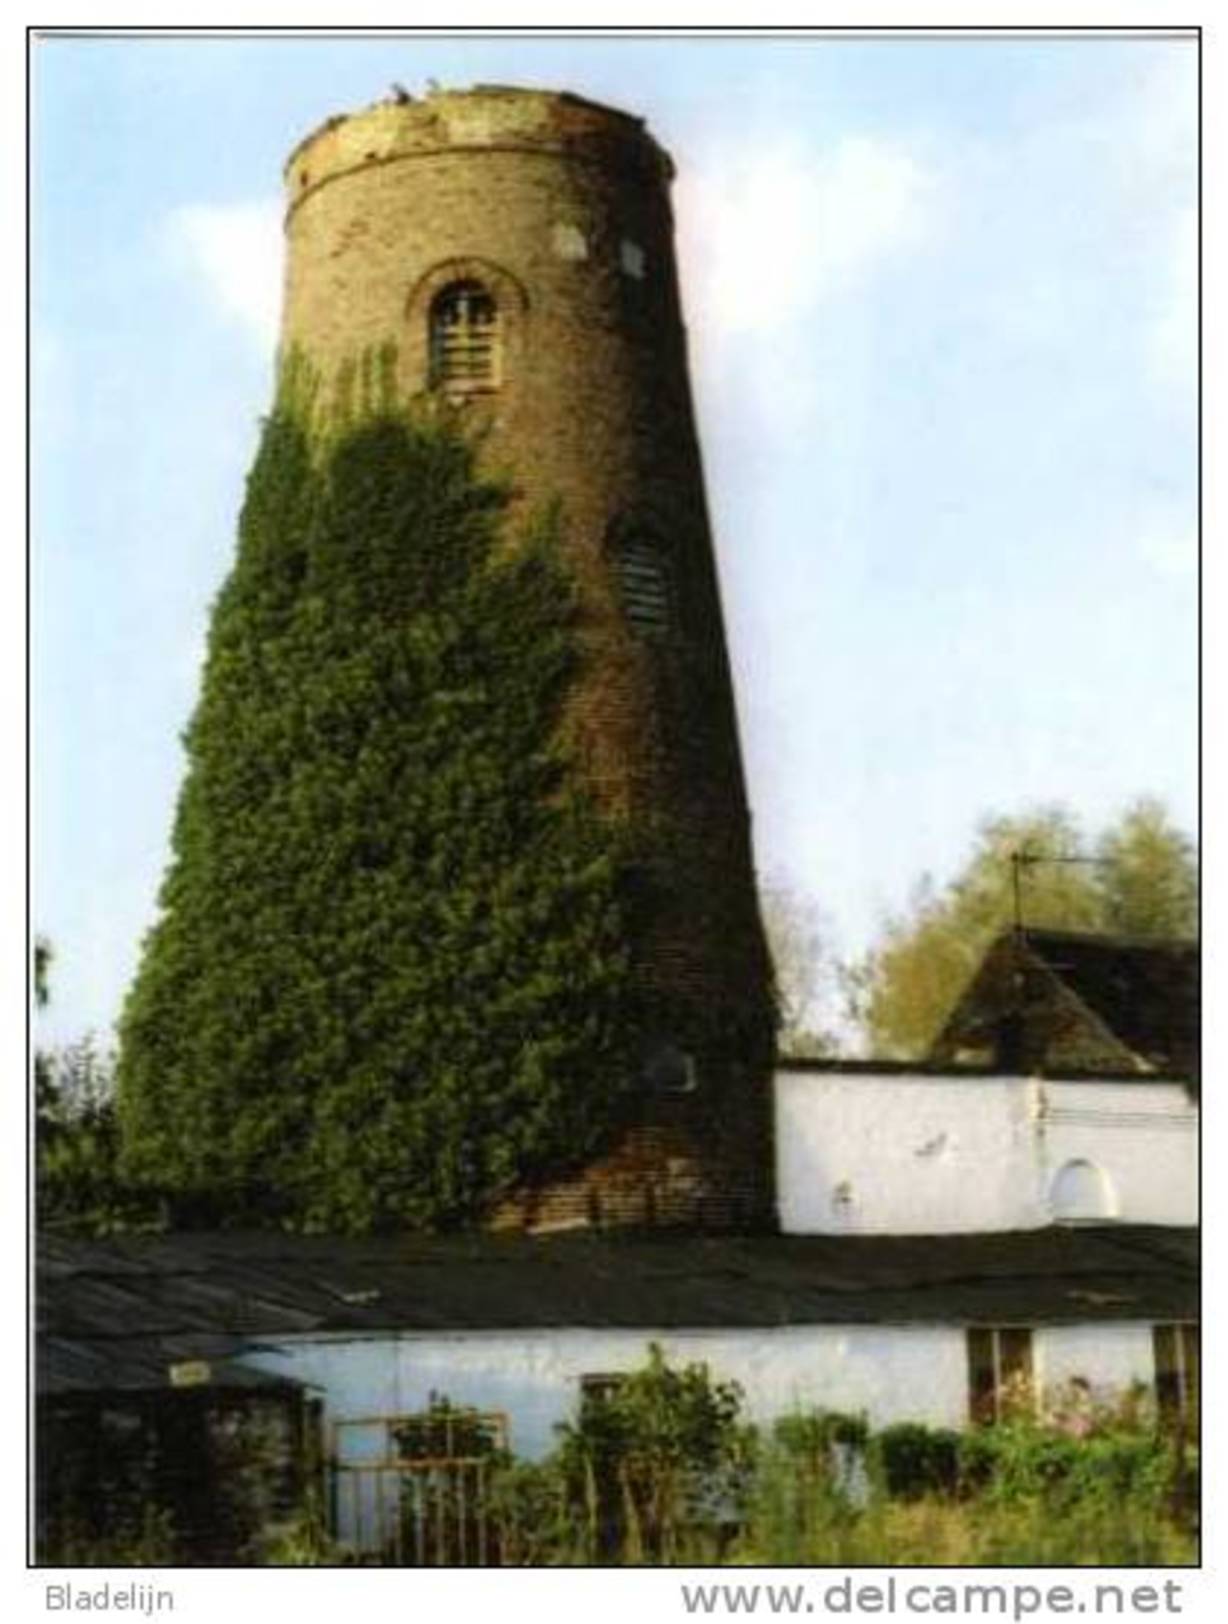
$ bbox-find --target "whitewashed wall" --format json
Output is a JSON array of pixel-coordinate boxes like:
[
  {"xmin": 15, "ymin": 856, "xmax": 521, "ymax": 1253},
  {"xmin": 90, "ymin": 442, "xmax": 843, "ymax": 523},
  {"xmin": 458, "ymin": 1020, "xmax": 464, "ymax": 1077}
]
[
  {"xmin": 243, "ymin": 1320, "xmax": 1158, "ymax": 1461},
  {"xmin": 775, "ymin": 1071, "xmax": 1197, "ymax": 1234},
  {"xmin": 1042, "ymin": 1323, "xmax": 1157, "ymax": 1411}
]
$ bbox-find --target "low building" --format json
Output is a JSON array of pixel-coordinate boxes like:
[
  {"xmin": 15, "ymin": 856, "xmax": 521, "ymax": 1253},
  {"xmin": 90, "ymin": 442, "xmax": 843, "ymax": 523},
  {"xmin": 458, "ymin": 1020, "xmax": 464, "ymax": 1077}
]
[
  {"xmin": 37, "ymin": 1224, "xmax": 1197, "ymax": 1557},
  {"xmin": 35, "ymin": 926, "xmax": 1200, "ymax": 1560}
]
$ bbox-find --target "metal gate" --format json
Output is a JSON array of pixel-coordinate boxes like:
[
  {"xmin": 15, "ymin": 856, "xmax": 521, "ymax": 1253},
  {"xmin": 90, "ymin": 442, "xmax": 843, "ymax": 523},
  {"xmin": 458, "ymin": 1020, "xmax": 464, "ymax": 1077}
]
[{"xmin": 329, "ymin": 1409, "xmax": 507, "ymax": 1564}]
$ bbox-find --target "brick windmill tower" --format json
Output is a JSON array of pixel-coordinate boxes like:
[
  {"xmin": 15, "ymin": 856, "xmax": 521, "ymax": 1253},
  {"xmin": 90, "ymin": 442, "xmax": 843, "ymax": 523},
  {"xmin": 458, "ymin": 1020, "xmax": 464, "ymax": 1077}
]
[{"xmin": 280, "ymin": 85, "xmax": 776, "ymax": 1230}]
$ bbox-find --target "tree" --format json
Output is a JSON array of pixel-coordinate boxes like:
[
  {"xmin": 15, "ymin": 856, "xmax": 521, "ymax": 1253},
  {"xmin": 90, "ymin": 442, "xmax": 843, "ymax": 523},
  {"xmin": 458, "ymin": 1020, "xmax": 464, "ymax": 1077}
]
[
  {"xmin": 847, "ymin": 801, "xmax": 1197, "ymax": 1059},
  {"xmin": 34, "ymin": 940, "xmax": 151, "ymax": 1232},
  {"xmin": 117, "ymin": 388, "xmax": 640, "ymax": 1231},
  {"xmin": 760, "ymin": 883, "xmax": 838, "ymax": 1057},
  {"xmin": 1097, "ymin": 797, "xmax": 1198, "ymax": 938},
  {"xmin": 37, "ymin": 1036, "xmax": 129, "ymax": 1230}
]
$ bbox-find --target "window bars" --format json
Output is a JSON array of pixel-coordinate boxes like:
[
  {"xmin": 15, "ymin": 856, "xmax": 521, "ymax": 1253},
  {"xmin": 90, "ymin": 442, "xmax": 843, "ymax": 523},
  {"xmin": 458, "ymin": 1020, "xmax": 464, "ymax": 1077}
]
[{"xmin": 430, "ymin": 282, "xmax": 500, "ymax": 393}]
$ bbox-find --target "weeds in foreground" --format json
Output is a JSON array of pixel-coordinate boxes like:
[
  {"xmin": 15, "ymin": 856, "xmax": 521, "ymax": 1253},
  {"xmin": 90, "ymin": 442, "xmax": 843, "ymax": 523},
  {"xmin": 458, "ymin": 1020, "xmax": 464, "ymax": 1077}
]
[{"xmin": 40, "ymin": 1355, "xmax": 1198, "ymax": 1568}]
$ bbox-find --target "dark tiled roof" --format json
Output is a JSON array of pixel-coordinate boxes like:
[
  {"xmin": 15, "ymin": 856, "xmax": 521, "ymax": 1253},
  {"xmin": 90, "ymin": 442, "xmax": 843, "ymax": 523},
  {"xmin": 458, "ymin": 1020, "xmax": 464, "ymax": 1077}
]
[
  {"xmin": 927, "ymin": 928, "xmax": 1199, "ymax": 1078},
  {"xmin": 37, "ymin": 1225, "xmax": 1197, "ymax": 1395},
  {"xmin": 1020, "ymin": 930, "xmax": 1198, "ymax": 1076}
]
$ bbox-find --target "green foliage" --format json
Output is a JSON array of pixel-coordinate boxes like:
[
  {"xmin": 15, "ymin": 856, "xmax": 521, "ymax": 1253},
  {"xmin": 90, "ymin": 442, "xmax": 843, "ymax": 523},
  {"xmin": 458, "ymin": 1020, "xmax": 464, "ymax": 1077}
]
[
  {"xmin": 733, "ymin": 1405, "xmax": 1195, "ymax": 1568},
  {"xmin": 847, "ymin": 800, "xmax": 1198, "ymax": 1057},
  {"xmin": 34, "ymin": 943, "xmax": 160, "ymax": 1234},
  {"xmin": 244, "ymin": 1351, "xmax": 1196, "ymax": 1568},
  {"xmin": 394, "ymin": 1396, "xmax": 503, "ymax": 1461},
  {"xmin": 772, "ymin": 1409, "xmax": 869, "ymax": 1456},
  {"xmin": 117, "ymin": 389, "xmax": 640, "ymax": 1230},
  {"xmin": 40, "ymin": 1393, "xmax": 315, "ymax": 1567},
  {"xmin": 476, "ymin": 1370, "xmax": 1197, "ymax": 1567},
  {"xmin": 37, "ymin": 1037, "xmax": 131, "ymax": 1231},
  {"xmin": 872, "ymin": 1421, "xmax": 961, "ymax": 1501},
  {"xmin": 254, "ymin": 1500, "xmax": 350, "ymax": 1567},
  {"xmin": 554, "ymin": 1344, "xmax": 751, "ymax": 1562},
  {"xmin": 1098, "ymin": 797, "xmax": 1199, "ymax": 937},
  {"xmin": 484, "ymin": 1456, "xmax": 583, "ymax": 1567},
  {"xmin": 44, "ymin": 1505, "xmax": 178, "ymax": 1568},
  {"xmin": 743, "ymin": 1412, "xmax": 868, "ymax": 1564},
  {"xmin": 34, "ymin": 934, "xmax": 52, "ymax": 1009}
]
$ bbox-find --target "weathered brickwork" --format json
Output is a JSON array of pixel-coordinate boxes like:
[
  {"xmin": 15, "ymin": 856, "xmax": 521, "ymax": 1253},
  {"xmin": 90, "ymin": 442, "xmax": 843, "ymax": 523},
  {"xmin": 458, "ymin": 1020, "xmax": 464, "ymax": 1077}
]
[{"xmin": 281, "ymin": 86, "xmax": 776, "ymax": 1230}]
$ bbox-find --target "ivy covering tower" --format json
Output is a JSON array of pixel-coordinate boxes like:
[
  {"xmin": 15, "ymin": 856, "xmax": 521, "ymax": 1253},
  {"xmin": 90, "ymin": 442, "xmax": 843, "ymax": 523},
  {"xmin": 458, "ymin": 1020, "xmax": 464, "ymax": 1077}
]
[
  {"xmin": 121, "ymin": 85, "xmax": 778, "ymax": 1233},
  {"xmin": 119, "ymin": 389, "xmax": 640, "ymax": 1230}
]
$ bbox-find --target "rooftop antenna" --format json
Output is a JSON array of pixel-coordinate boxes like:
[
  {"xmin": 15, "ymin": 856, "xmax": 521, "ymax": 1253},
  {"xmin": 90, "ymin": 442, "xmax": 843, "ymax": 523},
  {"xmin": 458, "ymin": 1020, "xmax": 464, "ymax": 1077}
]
[
  {"xmin": 1004, "ymin": 848, "xmax": 1115, "ymax": 1071},
  {"xmin": 1009, "ymin": 849, "xmax": 1116, "ymax": 934}
]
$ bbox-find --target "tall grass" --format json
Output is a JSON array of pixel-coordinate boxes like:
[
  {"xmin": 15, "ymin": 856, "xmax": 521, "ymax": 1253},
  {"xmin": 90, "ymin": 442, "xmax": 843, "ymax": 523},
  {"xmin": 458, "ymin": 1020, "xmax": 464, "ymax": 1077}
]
[{"xmin": 733, "ymin": 1422, "xmax": 1197, "ymax": 1567}]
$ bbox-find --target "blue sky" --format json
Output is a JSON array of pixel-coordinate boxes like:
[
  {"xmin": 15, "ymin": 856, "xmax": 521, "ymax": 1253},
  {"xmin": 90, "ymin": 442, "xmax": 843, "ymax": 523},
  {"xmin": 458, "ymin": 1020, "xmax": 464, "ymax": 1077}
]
[{"xmin": 31, "ymin": 32, "xmax": 1198, "ymax": 1046}]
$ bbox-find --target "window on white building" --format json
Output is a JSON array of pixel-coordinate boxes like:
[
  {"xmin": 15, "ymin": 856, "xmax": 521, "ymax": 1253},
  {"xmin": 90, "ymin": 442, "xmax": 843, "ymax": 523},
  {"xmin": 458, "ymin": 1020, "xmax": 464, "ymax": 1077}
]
[
  {"xmin": 967, "ymin": 1326, "xmax": 1034, "ymax": 1425},
  {"xmin": 579, "ymin": 1373, "xmax": 627, "ymax": 1410}
]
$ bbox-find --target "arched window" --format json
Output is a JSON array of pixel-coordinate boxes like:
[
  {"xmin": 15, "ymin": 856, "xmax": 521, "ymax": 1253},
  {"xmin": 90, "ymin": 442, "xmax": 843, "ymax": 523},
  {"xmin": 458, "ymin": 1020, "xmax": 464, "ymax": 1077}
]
[
  {"xmin": 429, "ymin": 280, "xmax": 500, "ymax": 392},
  {"xmin": 615, "ymin": 530, "xmax": 672, "ymax": 637},
  {"xmin": 1050, "ymin": 1158, "xmax": 1117, "ymax": 1222}
]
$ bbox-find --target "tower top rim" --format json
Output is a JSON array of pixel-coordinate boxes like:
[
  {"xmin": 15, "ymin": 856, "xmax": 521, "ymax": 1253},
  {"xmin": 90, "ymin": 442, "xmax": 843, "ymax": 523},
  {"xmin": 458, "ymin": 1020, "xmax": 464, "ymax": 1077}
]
[{"xmin": 283, "ymin": 84, "xmax": 675, "ymax": 202}]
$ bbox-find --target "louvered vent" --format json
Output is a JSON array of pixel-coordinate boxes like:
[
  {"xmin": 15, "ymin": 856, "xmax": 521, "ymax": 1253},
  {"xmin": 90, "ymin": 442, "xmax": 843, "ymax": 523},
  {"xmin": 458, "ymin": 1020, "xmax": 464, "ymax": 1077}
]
[
  {"xmin": 618, "ymin": 534, "xmax": 671, "ymax": 635},
  {"xmin": 429, "ymin": 281, "xmax": 500, "ymax": 392}
]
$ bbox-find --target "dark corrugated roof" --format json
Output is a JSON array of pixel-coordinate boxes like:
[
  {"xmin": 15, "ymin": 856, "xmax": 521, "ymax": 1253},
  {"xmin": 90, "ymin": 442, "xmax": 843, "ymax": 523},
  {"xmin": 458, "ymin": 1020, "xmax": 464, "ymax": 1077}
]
[
  {"xmin": 38, "ymin": 1332, "xmax": 301, "ymax": 1397},
  {"xmin": 37, "ymin": 1226, "xmax": 1197, "ymax": 1393}
]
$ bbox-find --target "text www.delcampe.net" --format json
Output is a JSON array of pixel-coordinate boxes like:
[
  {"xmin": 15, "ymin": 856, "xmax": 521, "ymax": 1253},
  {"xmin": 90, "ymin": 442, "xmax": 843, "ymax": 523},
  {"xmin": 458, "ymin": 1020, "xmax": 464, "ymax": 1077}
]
[{"xmin": 679, "ymin": 1578, "xmax": 1186, "ymax": 1620}]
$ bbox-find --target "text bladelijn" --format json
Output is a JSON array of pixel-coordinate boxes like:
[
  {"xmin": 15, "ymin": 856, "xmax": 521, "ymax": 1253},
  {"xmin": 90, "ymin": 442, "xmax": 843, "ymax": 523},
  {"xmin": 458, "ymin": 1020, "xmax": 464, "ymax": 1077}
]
[{"xmin": 46, "ymin": 1584, "xmax": 173, "ymax": 1614}]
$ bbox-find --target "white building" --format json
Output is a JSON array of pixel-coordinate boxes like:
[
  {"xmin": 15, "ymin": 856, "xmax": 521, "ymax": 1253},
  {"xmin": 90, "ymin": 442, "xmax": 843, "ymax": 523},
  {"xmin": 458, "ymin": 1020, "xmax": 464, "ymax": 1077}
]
[
  {"xmin": 39, "ymin": 937, "xmax": 1199, "ymax": 1557},
  {"xmin": 775, "ymin": 1064, "xmax": 1197, "ymax": 1235}
]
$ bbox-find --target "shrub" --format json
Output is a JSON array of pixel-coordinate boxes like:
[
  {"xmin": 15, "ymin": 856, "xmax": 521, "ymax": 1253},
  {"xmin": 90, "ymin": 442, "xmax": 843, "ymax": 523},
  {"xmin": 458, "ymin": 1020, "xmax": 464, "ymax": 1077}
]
[
  {"xmin": 485, "ymin": 1457, "xmax": 581, "ymax": 1567},
  {"xmin": 873, "ymin": 1421, "xmax": 962, "ymax": 1501},
  {"xmin": 555, "ymin": 1344, "xmax": 751, "ymax": 1563}
]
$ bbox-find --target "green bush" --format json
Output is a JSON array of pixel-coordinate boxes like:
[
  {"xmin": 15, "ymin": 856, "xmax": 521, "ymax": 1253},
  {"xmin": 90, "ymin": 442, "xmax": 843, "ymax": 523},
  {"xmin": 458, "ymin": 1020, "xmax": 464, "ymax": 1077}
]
[
  {"xmin": 736, "ymin": 1402, "xmax": 1197, "ymax": 1568},
  {"xmin": 554, "ymin": 1344, "xmax": 752, "ymax": 1563},
  {"xmin": 35, "ymin": 945, "xmax": 162, "ymax": 1235},
  {"xmin": 485, "ymin": 1457, "xmax": 583, "ymax": 1567},
  {"xmin": 874, "ymin": 1421, "xmax": 962, "ymax": 1501},
  {"xmin": 242, "ymin": 1370, "xmax": 1197, "ymax": 1568}
]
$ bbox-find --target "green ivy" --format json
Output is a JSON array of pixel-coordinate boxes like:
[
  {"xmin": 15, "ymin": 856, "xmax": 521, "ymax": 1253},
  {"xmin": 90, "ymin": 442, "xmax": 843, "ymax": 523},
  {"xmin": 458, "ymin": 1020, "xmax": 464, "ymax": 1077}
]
[{"xmin": 117, "ymin": 375, "xmax": 642, "ymax": 1231}]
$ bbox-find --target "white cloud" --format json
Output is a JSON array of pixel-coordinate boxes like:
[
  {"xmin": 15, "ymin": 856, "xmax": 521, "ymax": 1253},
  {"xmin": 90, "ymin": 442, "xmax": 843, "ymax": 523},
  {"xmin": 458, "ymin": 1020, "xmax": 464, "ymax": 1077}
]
[
  {"xmin": 167, "ymin": 199, "xmax": 284, "ymax": 351},
  {"xmin": 678, "ymin": 133, "xmax": 939, "ymax": 337}
]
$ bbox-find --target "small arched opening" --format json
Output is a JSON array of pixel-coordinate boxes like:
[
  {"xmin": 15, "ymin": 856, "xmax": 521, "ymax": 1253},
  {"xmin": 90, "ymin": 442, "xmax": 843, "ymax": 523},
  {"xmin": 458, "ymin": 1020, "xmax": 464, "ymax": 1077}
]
[{"xmin": 1050, "ymin": 1158, "xmax": 1117, "ymax": 1223}]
